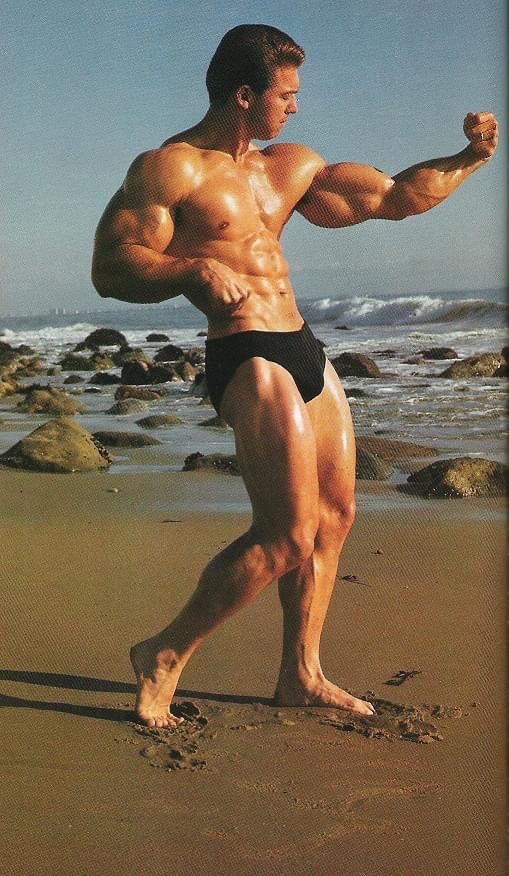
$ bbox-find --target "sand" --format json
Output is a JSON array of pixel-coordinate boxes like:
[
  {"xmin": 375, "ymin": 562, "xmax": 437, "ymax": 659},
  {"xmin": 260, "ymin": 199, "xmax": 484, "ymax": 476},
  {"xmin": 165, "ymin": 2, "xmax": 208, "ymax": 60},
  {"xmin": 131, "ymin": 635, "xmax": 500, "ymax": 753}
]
[{"xmin": 0, "ymin": 467, "xmax": 506, "ymax": 876}]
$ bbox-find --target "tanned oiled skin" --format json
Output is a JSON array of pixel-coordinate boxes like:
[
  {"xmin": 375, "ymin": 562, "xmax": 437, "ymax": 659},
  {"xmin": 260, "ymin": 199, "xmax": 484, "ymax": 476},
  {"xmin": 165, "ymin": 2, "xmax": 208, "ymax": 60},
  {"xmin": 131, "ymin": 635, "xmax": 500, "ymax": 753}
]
[{"xmin": 92, "ymin": 61, "xmax": 498, "ymax": 728}]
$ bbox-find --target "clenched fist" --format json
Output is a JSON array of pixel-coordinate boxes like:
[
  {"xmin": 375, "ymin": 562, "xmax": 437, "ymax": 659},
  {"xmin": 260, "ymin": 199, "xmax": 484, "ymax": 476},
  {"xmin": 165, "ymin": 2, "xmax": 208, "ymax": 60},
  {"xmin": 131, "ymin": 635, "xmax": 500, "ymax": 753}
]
[{"xmin": 463, "ymin": 112, "xmax": 499, "ymax": 160}]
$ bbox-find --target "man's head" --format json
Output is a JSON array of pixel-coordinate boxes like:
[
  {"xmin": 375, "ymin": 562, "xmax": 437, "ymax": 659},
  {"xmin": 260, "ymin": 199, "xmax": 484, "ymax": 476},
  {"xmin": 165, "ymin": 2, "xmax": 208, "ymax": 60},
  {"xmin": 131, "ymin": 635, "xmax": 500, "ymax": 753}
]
[{"xmin": 206, "ymin": 24, "xmax": 305, "ymax": 107}]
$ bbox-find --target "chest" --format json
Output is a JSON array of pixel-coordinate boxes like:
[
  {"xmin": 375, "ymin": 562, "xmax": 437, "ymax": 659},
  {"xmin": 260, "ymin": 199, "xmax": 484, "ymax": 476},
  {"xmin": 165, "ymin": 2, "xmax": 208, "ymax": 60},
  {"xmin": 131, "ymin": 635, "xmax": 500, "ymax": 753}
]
[{"xmin": 180, "ymin": 155, "xmax": 286, "ymax": 240}]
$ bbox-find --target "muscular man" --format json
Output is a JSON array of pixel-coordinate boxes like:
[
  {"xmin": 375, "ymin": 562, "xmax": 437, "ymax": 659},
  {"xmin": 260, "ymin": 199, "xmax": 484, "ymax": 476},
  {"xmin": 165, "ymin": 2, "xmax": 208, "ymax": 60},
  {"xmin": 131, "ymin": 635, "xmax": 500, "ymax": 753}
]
[{"xmin": 92, "ymin": 25, "xmax": 498, "ymax": 728}]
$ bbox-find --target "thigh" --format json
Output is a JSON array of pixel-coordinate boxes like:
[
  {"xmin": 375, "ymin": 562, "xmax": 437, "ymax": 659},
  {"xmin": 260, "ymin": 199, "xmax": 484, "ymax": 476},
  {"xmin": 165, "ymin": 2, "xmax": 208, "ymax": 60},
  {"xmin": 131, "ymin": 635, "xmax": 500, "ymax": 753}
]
[
  {"xmin": 220, "ymin": 357, "xmax": 320, "ymax": 535},
  {"xmin": 306, "ymin": 359, "xmax": 356, "ymax": 510}
]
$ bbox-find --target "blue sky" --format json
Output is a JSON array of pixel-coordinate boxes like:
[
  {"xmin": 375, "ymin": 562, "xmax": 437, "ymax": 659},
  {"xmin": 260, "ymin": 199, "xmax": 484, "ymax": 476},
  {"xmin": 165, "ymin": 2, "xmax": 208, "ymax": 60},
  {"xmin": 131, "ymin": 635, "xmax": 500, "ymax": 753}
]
[{"xmin": 1, "ymin": 0, "xmax": 506, "ymax": 316}]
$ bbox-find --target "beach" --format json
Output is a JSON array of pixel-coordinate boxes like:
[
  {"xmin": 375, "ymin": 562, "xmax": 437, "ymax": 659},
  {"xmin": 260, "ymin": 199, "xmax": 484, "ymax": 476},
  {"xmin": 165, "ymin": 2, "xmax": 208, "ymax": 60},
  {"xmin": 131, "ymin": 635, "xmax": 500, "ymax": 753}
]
[
  {"xmin": 0, "ymin": 296, "xmax": 506, "ymax": 874},
  {"xmin": 0, "ymin": 464, "xmax": 505, "ymax": 876}
]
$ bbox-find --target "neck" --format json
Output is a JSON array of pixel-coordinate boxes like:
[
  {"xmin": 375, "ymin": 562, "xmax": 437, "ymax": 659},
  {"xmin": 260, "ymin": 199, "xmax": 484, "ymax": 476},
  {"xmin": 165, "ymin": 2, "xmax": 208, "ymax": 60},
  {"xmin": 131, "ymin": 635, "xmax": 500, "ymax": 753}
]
[{"xmin": 190, "ymin": 105, "xmax": 253, "ymax": 162}]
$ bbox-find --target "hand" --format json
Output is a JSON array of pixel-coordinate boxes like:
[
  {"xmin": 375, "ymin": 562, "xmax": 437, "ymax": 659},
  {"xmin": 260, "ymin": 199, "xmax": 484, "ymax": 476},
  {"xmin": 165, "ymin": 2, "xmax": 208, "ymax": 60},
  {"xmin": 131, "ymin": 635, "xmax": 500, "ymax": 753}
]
[
  {"xmin": 196, "ymin": 258, "xmax": 251, "ymax": 314},
  {"xmin": 463, "ymin": 111, "xmax": 499, "ymax": 159}
]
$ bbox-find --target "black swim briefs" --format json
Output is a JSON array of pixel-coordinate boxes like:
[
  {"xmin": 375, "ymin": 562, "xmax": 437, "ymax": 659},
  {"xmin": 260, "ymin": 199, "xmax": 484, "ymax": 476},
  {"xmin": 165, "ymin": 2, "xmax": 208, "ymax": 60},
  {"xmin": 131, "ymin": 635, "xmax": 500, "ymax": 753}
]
[{"xmin": 205, "ymin": 321, "xmax": 326, "ymax": 416}]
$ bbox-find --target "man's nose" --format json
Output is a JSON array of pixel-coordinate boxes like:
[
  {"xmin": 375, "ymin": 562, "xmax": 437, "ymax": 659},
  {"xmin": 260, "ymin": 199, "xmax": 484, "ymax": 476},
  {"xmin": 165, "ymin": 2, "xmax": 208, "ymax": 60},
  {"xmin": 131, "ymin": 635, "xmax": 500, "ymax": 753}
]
[{"xmin": 287, "ymin": 97, "xmax": 298, "ymax": 114}]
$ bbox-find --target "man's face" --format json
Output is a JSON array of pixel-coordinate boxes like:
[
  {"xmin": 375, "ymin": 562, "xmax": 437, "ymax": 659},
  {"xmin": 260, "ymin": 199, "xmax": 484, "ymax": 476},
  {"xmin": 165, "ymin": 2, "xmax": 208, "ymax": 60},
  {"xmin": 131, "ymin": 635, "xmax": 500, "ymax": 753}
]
[{"xmin": 249, "ymin": 65, "xmax": 300, "ymax": 139}]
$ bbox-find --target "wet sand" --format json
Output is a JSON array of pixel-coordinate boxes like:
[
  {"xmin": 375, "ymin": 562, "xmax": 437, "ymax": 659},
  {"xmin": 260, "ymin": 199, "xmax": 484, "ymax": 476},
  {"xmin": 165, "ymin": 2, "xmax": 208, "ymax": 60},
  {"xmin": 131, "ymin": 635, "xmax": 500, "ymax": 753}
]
[{"xmin": 0, "ymin": 467, "xmax": 506, "ymax": 876}]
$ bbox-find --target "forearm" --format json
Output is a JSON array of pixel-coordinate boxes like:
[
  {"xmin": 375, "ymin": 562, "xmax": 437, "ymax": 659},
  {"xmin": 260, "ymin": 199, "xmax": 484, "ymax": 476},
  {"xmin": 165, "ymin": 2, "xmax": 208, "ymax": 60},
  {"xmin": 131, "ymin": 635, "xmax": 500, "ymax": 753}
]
[
  {"xmin": 388, "ymin": 145, "xmax": 489, "ymax": 218},
  {"xmin": 92, "ymin": 243, "xmax": 204, "ymax": 304}
]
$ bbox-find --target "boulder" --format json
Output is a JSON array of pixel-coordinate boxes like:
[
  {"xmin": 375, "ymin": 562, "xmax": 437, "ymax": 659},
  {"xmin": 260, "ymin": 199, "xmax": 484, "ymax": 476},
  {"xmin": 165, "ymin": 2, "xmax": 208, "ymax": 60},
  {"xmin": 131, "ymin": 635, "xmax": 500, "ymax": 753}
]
[
  {"xmin": 189, "ymin": 372, "xmax": 210, "ymax": 400},
  {"xmin": 345, "ymin": 388, "xmax": 368, "ymax": 399},
  {"xmin": 185, "ymin": 348, "xmax": 206, "ymax": 366},
  {"xmin": 330, "ymin": 352, "xmax": 382, "ymax": 378},
  {"xmin": 183, "ymin": 451, "xmax": 240, "ymax": 475},
  {"xmin": 88, "ymin": 372, "xmax": 122, "ymax": 385},
  {"xmin": 154, "ymin": 343, "xmax": 185, "ymax": 362},
  {"xmin": 59, "ymin": 353, "xmax": 93, "ymax": 371},
  {"xmin": 0, "ymin": 377, "xmax": 19, "ymax": 398},
  {"xmin": 146, "ymin": 333, "xmax": 170, "ymax": 342},
  {"xmin": 356, "ymin": 436, "xmax": 437, "ymax": 462},
  {"xmin": 63, "ymin": 374, "xmax": 85, "ymax": 384},
  {"xmin": 177, "ymin": 361, "xmax": 199, "ymax": 381},
  {"xmin": 198, "ymin": 415, "xmax": 230, "ymax": 429},
  {"xmin": 112, "ymin": 347, "xmax": 151, "ymax": 367},
  {"xmin": 147, "ymin": 364, "xmax": 182, "ymax": 383},
  {"xmin": 89, "ymin": 351, "xmax": 115, "ymax": 370},
  {"xmin": 439, "ymin": 353, "xmax": 506, "ymax": 379},
  {"xmin": 84, "ymin": 328, "xmax": 127, "ymax": 347},
  {"xmin": 17, "ymin": 387, "xmax": 84, "ymax": 416},
  {"xmin": 115, "ymin": 385, "xmax": 163, "ymax": 401},
  {"xmin": 120, "ymin": 361, "xmax": 151, "ymax": 385},
  {"xmin": 92, "ymin": 430, "xmax": 161, "ymax": 447},
  {"xmin": 106, "ymin": 398, "xmax": 149, "ymax": 415},
  {"xmin": 356, "ymin": 448, "xmax": 393, "ymax": 480},
  {"xmin": 418, "ymin": 347, "xmax": 458, "ymax": 360},
  {"xmin": 0, "ymin": 418, "xmax": 112, "ymax": 473},
  {"xmin": 137, "ymin": 414, "xmax": 183, "ymax": 428},
  {"xmin": 74, "ymin": 340, "xmax": 99, "ymax": 353},
  {"xmin": 405, "ymin": 457, "xmax": 507, "ymax": 498}
]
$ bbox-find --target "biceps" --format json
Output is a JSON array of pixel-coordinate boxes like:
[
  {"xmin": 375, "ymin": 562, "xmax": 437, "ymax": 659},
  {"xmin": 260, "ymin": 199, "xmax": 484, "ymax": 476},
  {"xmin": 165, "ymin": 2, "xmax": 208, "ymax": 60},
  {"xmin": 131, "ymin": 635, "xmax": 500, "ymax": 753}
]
[
  {"xmin": 297, "ymin": 163, "xmax": 396, "ymax": 227},
  {"xmin": 95, "ymin": 190, "xmax": 175, "ymax": 255}
]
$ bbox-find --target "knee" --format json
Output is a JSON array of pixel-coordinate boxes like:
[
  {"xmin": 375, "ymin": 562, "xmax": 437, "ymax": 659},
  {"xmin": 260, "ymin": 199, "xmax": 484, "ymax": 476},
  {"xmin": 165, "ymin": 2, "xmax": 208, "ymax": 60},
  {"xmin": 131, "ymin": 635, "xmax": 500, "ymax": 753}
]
[
  {"xmin": 321, "ymin": 497, "xmax": 356, "ymax": 539},
  {"xmin": 261, "ymin": 520, "xmax": 318, "ymax": 575}
]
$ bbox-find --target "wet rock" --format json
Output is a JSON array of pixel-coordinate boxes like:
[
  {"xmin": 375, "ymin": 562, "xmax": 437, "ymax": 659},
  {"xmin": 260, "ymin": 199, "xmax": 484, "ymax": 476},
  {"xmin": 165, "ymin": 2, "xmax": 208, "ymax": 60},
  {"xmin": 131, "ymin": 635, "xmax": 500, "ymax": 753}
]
[
  {"xmin": 59, "ymin": 353, "xmax": 93, "ymax": 371},
  {"xmin": 115, "ymin": 386, "xmax": 164, "ymax": 401},
  {"xmin": 84, "ymin": 328, "xmax": 127, "ymax": 347},
  {"xmin": 63, "ymin": 374, "xmax": 85, "ymax": 384},
  {"xmin": 198, "ymin": 415, "xmax": 230, "ymax": 429},
  {"xmin": 0, "ymin": 418, "xmax": 112, "ymax": 473},
  {"xmin": 89, "ymin": 372, "xmax": 122, "ymax": 385},
  {"xmin": 356, "ymin": 448, "xmax": 393, "ymax": 480},
  {"xmin": 330, "ymin": 352, "xmax": 382, "ymax": 378},
  {"xmin": 0, "ymin": 377, "xmax": 19, "ymax": 398},
  {"xmin": 183, "ymin": 451, "xmax": 240, "ymax": 475},
  {"xmin": 0, "ymin": 344, "xmax": 20, "ymax": 366},
  {"xmin": 418, "ymin": 347, "xmax": 458, "ymax": 360},
  {"xmin": 146, "ymin": 333, "xmax": 170, "ymax": 342},
  {"xmin": 74, "ymin": 340, "xmax": 99, "ymax": 353},
  {"xmin": 106, "ymin": 398, "xmax": 149, "ymax": 415},
  {"xmin": 357, "ymin": 436, "xmax": 437, "ymax": 462},
  {"xmin": 137, "ymin": 414, "xmax": 183, "ymax": 428},
  {"xmin": 89, "ymin": 351, "xmax": 115, "ymax": 370},
  {"xmin": 112, "ymin": 347, "xmax": 152, "ymax": 367},
  {"xmin": 17, "ymin": 387, "xmax": 84, "ymax": 416},
  {"xmin": 405, "ymin": 456, "xmax": 508, "ymax": 498},
  {"xmin": 196, "ymin": 330, "xmax": 207, "ymax": 337},
  {"xmin": 439, "ymin": 352, "xmax": 506, "ymax": 379},
  {"xmin": 147, "ymin": 364, "xmax": 182, "ymax": 383},
  {"xmin": 120, "ymin": 361, "xmax": 151, "ymax": 385},
  {"xmin": 154, "ymin": 343, "xmax": 185, "ymax": 362},
  {"xmin": 345, "ymin": 387, "xmax": 368, "ymax": 399},
  {"xmin": 189, "ymin": 372, "xmax": 210, "ymax": 401},
  {"xmin": 335, "ymin": 325, "xmax": 352, "ymax": 331},
  {"xmin": 185, "ymin": 348, "xmax": 206, "ymax": 366},
  {"xmin": 92, "ymin": 430, "xmax": 161, "ymax": 447},
  {"xmin": 177, "ymin": 361, "xmax": 199, "ymax": 381}
]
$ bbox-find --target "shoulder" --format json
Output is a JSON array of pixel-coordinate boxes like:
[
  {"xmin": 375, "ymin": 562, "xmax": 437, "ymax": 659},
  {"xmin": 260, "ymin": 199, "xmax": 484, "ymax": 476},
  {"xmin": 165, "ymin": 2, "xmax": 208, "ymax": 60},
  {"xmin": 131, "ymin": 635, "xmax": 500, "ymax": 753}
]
[
  {"xmin": 123, "ymin": 143, "xmax": 201, "ymax": 205},
  {"xmin": 262, "ymin": 142, "xmax": 325, "ymax": 175}
]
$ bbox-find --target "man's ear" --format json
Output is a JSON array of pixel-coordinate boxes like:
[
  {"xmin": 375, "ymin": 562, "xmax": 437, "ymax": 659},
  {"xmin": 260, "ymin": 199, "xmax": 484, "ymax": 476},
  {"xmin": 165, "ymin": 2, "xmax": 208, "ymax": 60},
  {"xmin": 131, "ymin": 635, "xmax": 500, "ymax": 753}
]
[{"xmin": 235, "ymin": 84, "xmax": 254, "ymax": 110}]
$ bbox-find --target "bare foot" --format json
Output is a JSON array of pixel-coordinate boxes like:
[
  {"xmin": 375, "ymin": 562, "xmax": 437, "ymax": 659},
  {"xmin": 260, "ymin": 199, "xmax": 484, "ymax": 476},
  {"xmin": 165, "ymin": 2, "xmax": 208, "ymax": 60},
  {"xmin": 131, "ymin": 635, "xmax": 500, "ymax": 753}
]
[
  {"xmin": 274, "ymin": 676, "xmax": 376, "ymax": 717},
  {"xmin": 130, "ymin": 639, "xmax": 184, "ymax": 728}
]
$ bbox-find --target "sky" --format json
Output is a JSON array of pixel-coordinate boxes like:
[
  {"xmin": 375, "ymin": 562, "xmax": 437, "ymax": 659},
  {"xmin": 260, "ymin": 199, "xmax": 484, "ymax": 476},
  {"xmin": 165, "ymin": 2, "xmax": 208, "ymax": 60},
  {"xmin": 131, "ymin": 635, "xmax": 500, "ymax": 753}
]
[{"xmin": 1, "ymin": 0, "xmax": 506, "ymax": 317}]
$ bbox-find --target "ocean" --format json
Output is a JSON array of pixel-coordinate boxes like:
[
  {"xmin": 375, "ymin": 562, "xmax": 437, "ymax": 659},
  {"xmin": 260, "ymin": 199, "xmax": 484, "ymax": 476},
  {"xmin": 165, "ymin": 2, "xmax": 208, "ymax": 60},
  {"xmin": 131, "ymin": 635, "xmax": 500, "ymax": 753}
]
[{"xmin": 1, "ymin": 288, "xmax": 507, "ymax": 500}]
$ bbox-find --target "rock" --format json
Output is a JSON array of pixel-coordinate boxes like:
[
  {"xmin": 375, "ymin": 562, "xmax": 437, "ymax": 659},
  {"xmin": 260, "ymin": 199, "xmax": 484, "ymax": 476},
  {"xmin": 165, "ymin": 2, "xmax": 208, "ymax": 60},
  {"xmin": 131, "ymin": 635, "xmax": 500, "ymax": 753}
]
[
  {"xmin": 189, "ymin": 372, "xmax": 210, "ymax": 400},
  {"xmin": 0, "ymin": 377, "xmax": 19, "ymax": 398},
  {"xmin": 147, "ymin": 364, "xmax": 182, "ymax": 383},
  {"xmin": 63, "ymin": 374, "xmax": 85, "ymax": 384},
  {"xmin": 59, "ymin": 353, "xmax": 93, "ymax": 371},
  {"xmin": 88, "ymin": 372, "xmax": 122, "ymax": 385},
  {"xmin": 198, "ymin": 415, "xmax": 230, "ymax": 429},
  {"xmin": 115, "ymin": 386, "xmax": 163, "ymax": 401},
  {"xmin": 356, "ymin": 448, "xmax": 393, "ymax": 480},
  {"xmin": 112, "ymin": 347, "xmax": 151, "ymax": 367},
  {"xmin": 418, "ymin": 347, "xmax": 459, "ymax": 360},
  {"xmin": 92, "ymin": 430, "xmax": 161, "ymax": 447},
  {"xmin": 17, "ymin": 387, "xmax": 84, "ymax": 416},
  {"xmin": 120, "ymin": 361, "xmax": 151, "ymax": 385},
  {"xmin": 357, "ymin": 436, "xmax": 437, "ymax": 462},
  {"xmin": 439, "ymin": 353, "xmax": 505, "ymax": 379},
  {"xmin": 335, "ymin": 325, "xmax": 352, "ymax": 331},
  {"xmin": 0, "ymin": 344, "xmax": 19, "ymax": 366},
  {"xmin": 84, "ymin": 328, "xmax": 128, "ymax": 347},
  {"xmin": 154, "ymin": 343, "xmax": 185, "ymax": 362},
  {"xmin": 185, "ymin": 348, "xmax": 206, "ymax": 366},
  {"xmin": 0, "ymin": 418, "xmax": 112, "ymax": 473},
  {"xmin": 74, "ymin": 340, "xmax": 99, "ymax": 353},
  {"xmin": 405, "ymin": 457, "xmax": 508, "ymax": 498},
  {"xmin": 196, "ymin": 330, "xmax": 207, "ymax": 337},
  {"xmin": 137, "ymin": 414, "xmax": 183, "ymax": 428},
  {"xmin": 146, "ymin": 333, "xmax": 170, "ymax": 342},
  {"xmin": 177, "ymin": 361, "xmax": 198, "ymax": 381},
  {"xmin": 330, "ymin": 352, "xmax": 382, "ymax": 378},
  {"xmin": 89, "ymin": 352, "xmax": 115, "ymax": 370},
  {"xmin": 106, "ymin": 398, "xmax": 149, "ymax": 415},
  {"xmin": 183, "ymin": 451, "xmax": 240, "ymax": 475}
]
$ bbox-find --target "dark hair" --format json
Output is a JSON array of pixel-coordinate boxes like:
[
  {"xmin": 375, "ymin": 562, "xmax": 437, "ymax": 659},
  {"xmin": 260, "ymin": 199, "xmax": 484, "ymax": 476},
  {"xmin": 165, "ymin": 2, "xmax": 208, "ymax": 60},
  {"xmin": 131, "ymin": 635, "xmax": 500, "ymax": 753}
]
[{"xmin": 206, "ymin": 24, "xmax": 305, "ymax": 105}]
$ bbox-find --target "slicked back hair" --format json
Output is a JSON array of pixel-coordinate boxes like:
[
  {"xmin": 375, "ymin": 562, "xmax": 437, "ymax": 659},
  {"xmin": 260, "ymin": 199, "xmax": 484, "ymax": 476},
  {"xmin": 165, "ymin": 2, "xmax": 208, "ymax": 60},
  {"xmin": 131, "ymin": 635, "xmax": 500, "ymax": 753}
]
[{"xmin": 206, "ymin": 24, "xmax": 305, "ymax": 105}]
